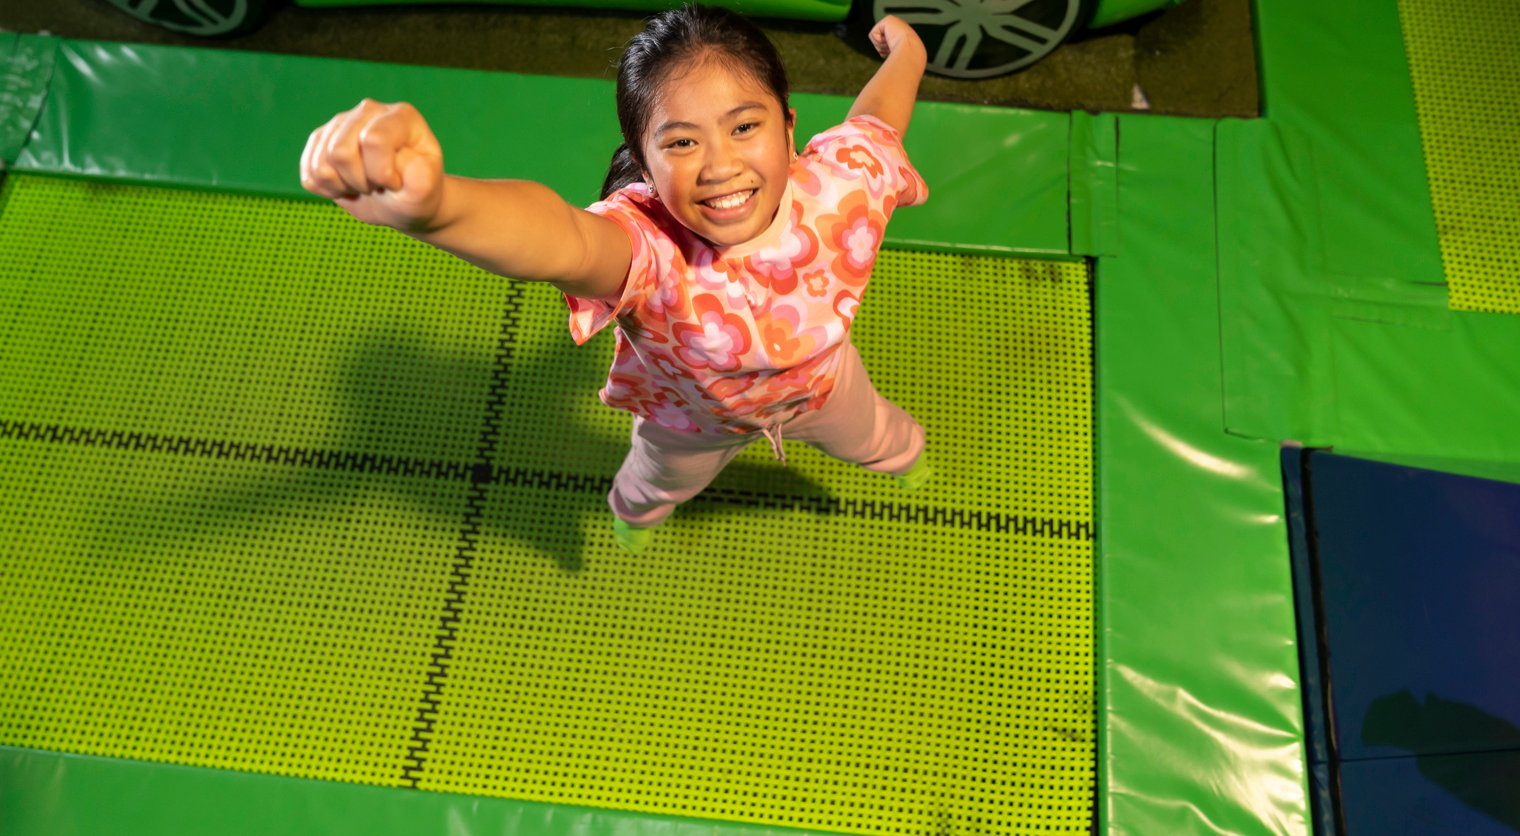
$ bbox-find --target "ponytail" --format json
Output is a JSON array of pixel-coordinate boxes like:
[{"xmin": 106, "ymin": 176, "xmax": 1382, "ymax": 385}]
[{"xmin": 601, "ymin": 143, "xmax": 644, "ymax": 199}]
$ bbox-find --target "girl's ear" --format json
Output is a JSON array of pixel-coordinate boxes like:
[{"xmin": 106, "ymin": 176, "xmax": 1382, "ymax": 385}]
[{"xmin": 786, "ymin": 107, "xmax": 797, "ymax": 159}]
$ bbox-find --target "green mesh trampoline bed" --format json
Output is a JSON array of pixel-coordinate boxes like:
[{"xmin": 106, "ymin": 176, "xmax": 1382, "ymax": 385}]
[{"xmin": 2, "ymin": 0, "xmax": 1519, "ymax": 832}]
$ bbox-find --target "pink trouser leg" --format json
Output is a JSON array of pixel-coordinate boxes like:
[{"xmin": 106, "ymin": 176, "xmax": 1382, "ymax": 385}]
[
  {"xmin": 607, "ymin": 341, "xmax": 926, "ymax": 526},
  {"xmin": 782, "ymin": 340, "xmax": 926, "ymax": 476},
  {"xmin": 608, "ymin": 417, "xmax": 754, "ymax": 528}
]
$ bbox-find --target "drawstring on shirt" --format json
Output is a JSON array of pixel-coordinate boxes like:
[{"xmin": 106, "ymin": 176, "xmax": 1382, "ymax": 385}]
[{"xmin": 759, "ymin": 422, "xmax": 787, "ymax": 465}]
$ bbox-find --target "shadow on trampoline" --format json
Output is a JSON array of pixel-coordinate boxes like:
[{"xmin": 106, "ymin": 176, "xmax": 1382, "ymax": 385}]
[{"xmin": 84, "ymin": 324, "xmax": 833, "ymax": 575}]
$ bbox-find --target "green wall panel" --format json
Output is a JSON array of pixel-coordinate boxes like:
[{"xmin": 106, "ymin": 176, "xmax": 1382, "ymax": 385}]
[
  {"xmin": 17, "ymin": 40, "xmax": 619, "ymax": 205},
  {"xmin": 11, "ymin": 38, "xmax": 1070, "ymax": 257}
]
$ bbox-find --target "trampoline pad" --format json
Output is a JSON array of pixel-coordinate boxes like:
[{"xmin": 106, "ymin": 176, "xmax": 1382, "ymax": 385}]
[{"xmin": 0, "ymin": 174, "xmax": 1094, "ymax": 834}]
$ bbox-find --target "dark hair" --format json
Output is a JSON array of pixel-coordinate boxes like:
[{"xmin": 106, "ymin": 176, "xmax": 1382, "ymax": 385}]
[{"xmin": 600, "ymin": 3, "xmax": 791, "ymax": 199}]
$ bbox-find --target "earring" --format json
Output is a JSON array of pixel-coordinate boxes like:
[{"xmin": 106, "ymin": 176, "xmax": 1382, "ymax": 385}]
[{"xmin": 647, "ymin": 181, "xmax": 658, "ymax": 197}]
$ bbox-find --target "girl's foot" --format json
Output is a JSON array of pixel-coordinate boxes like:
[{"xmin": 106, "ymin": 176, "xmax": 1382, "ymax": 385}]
[
  {"xmin": 613, "ymin": 517, "xmax": 658, "ymax": 554},
  {"xmin": 895, "ymin": 454, "xmax": 932, "ymax": 491}
]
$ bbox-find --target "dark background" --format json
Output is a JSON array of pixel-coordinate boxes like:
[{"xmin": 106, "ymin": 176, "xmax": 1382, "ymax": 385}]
[{"xmin": 2, "ymin": 0, "xmax": 1257, "ymax": 116}]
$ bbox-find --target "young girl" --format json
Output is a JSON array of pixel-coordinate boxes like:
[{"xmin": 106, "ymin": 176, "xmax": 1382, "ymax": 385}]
[{"xmin": 300, "ymin": 4, "xmax": 931, "ymax": 554}]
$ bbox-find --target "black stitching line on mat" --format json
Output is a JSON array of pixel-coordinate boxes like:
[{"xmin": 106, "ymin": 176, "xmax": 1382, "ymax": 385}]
[
  {"xmin": 694, "ymin": 491, "xmax": 1094, "ymax": 539},
  {"xmin": 0, "ymin": 419, "xmax": 1093, "ymax": 542},
  {"xmin": 0, "ymin": 420, "xmax": 471, "ymax": 479},
  {"xmin": 401, "ymin": 287, "xmax": 524, "ymax": 788},
  {"xmin": 491, "ymin": 467, "xmax": 1094, "ymax": 541}
]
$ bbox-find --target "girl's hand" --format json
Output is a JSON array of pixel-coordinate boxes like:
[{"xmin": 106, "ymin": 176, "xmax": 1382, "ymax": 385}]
[
  {"xmin": 869, "ymin": 15, "xmax": 924, "ymax": 60},
  {"xmin": 849, "ymin": 14, "xmax": 927, "ymax": 136},
  {"xmin": 300, "ymin": 99, "xmax": 445, "ymax": 231}
]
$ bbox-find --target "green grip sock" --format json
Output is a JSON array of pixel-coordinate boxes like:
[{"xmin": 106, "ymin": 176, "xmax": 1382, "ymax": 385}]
[
  {"xmin": 895, "ymin": 453, "xmax": 933, "ymax": 491},
  {"xmin": 613, "ymin": 517, "xmax": 658, "ymax": 554}
]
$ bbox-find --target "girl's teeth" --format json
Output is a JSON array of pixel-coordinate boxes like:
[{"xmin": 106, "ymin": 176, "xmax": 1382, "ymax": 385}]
[{"xmin": 705, "ymin": 191, "xmax": 752, "ymax": 210}]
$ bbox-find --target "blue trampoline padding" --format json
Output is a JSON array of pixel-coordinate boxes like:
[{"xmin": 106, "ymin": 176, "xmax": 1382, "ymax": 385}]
[
  {"xmin": 1307, "ymin": 452, "xmax": 1520, "ymax": 762},
  {"xmin": 1282, "ymin": 449, "xmax": 1337, "ymax": 835},
  {"xmin": 1339, "ymin": 750, "xmax": 1520, "ymax": 835}
]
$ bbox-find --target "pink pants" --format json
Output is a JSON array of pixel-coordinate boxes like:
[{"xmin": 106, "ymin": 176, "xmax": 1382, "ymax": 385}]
[{"xmin": 609, "ymin": 341, "xmax": 926, "ymax": 527}]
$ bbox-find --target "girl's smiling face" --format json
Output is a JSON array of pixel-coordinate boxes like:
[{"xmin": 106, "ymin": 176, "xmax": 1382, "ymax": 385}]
[{"xmin": 640, "ymin": 53, "xmax": 796, "ymax": 249}]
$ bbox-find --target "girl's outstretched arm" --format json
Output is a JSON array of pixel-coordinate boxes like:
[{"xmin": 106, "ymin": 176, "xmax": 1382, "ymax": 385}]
[
  {"xmin": 847, "ymin": 16, "xmax": 928, "ymax": 137},
  {"xmin": 300, "ymin": 99, "xmax": 631, "ymax": 300}
]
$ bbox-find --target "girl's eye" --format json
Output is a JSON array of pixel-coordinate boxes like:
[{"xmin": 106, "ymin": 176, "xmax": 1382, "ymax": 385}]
[
  {"xmin": 734, "ymin": 122, "xmax": 758, "ymax": 135},
  {"xmin": 667, "ymin": 138, "xmax": 695, "ymax": 150}
]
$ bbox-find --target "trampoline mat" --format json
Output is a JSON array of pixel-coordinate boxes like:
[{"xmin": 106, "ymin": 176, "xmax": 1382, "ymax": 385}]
[
  {"xmin": 0, "ymin": 173, "xmax": 1094, "ymax": 834},
  {"xmin": 1399, "ymin": 0, "xmax": 1520, "ymax": 314}
]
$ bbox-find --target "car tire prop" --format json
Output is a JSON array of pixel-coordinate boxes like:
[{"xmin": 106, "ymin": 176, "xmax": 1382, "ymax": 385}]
[
  {"xmin": 874, "ymin": 0, "xmax": 1087, "ymax": 78},
  {"xmin": 103, "ymin": 0, "xmax": 266, "ymax": 37}
]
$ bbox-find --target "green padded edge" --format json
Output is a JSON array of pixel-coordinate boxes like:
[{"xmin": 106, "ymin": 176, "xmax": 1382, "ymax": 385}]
[
  {"xmin": 1252, "ymin": 0, "xmax": 1442, "ymax": 288},
  {"xmin": 1222, "ymin": 0, "xmax": 1520, "ymax": 461},
  {"xmin": 8, "ymin": 39, "xmax": 1071, "ymax": 258},
  {"xmin": 1068, "ymin": 111, "xmax": 1119, "ymax": 258},
  {"xmin": 1095, "ymin": 114, "xmax": 1307, "ymax": 835},
  {"xmin": 1224, "ymin": 0, "xmax": 1520, "ymax": 458},
  {"xmin": 0, "ymin": 747, "xmax": 824, "ymax": 836},
  {"xmin": 0, "ymin": 33, "xmax": 55, "ymax": 166},
  {"xmin": 1092, "ymin": 0, "xmax": 1520, "ymax": 831}
]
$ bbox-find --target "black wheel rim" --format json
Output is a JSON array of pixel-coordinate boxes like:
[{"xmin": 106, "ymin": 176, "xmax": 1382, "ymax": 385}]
[
  {"xmin": 873, "ymin": 0, "xmax": 1083, "ymax": 79},
  {"xmin": 104, "ymin": 0, "xmax": 254, "ymax": 36}
]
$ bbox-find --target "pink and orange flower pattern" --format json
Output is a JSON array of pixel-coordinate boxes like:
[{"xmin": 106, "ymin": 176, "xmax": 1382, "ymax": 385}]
[{"xmin": 566, "ymin": 115, "xmax": 926, "ymax": 433}]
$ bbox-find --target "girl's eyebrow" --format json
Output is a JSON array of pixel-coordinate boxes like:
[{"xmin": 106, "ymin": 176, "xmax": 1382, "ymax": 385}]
[{"xmin": 654, "ymin": 102, "xmax": 766, "ymax": 138}]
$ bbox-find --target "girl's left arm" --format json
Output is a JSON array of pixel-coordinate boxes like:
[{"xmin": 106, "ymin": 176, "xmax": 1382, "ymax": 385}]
[{"xmin": 847, "ymin": 16, "xmax": 928, "ymax": 137}]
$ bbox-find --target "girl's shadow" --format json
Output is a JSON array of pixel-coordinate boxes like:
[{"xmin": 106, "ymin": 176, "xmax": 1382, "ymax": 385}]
[{"xmin": 96, "ymin": 322, "xmax": 831, "ymax": 574}]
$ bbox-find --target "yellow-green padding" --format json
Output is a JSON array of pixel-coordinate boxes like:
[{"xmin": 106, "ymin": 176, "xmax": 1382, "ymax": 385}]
[
  {"xmin": 1399, "ymin": 0, "xmax": 1520, "ymax": 314},
  {"xmin": 0, "ymin": 174, "xmax": 1093, "ymax": 834}
]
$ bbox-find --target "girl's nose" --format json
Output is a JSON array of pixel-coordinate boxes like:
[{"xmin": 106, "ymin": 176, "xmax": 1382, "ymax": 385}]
[{"xmin": 700, "ymin": 140, "xmax": 743, "ymax": 182}]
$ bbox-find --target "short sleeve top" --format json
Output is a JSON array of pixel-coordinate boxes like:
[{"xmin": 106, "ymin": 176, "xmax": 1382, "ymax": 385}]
[{"xmin": 565, "ymin": 114, "xmax": 927, "ymax": 434}]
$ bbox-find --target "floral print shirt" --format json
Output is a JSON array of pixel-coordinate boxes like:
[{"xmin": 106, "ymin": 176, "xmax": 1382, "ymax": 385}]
[{"xmin": 566, "ymin": 114, "xmax": 927, "ymax": 434}]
